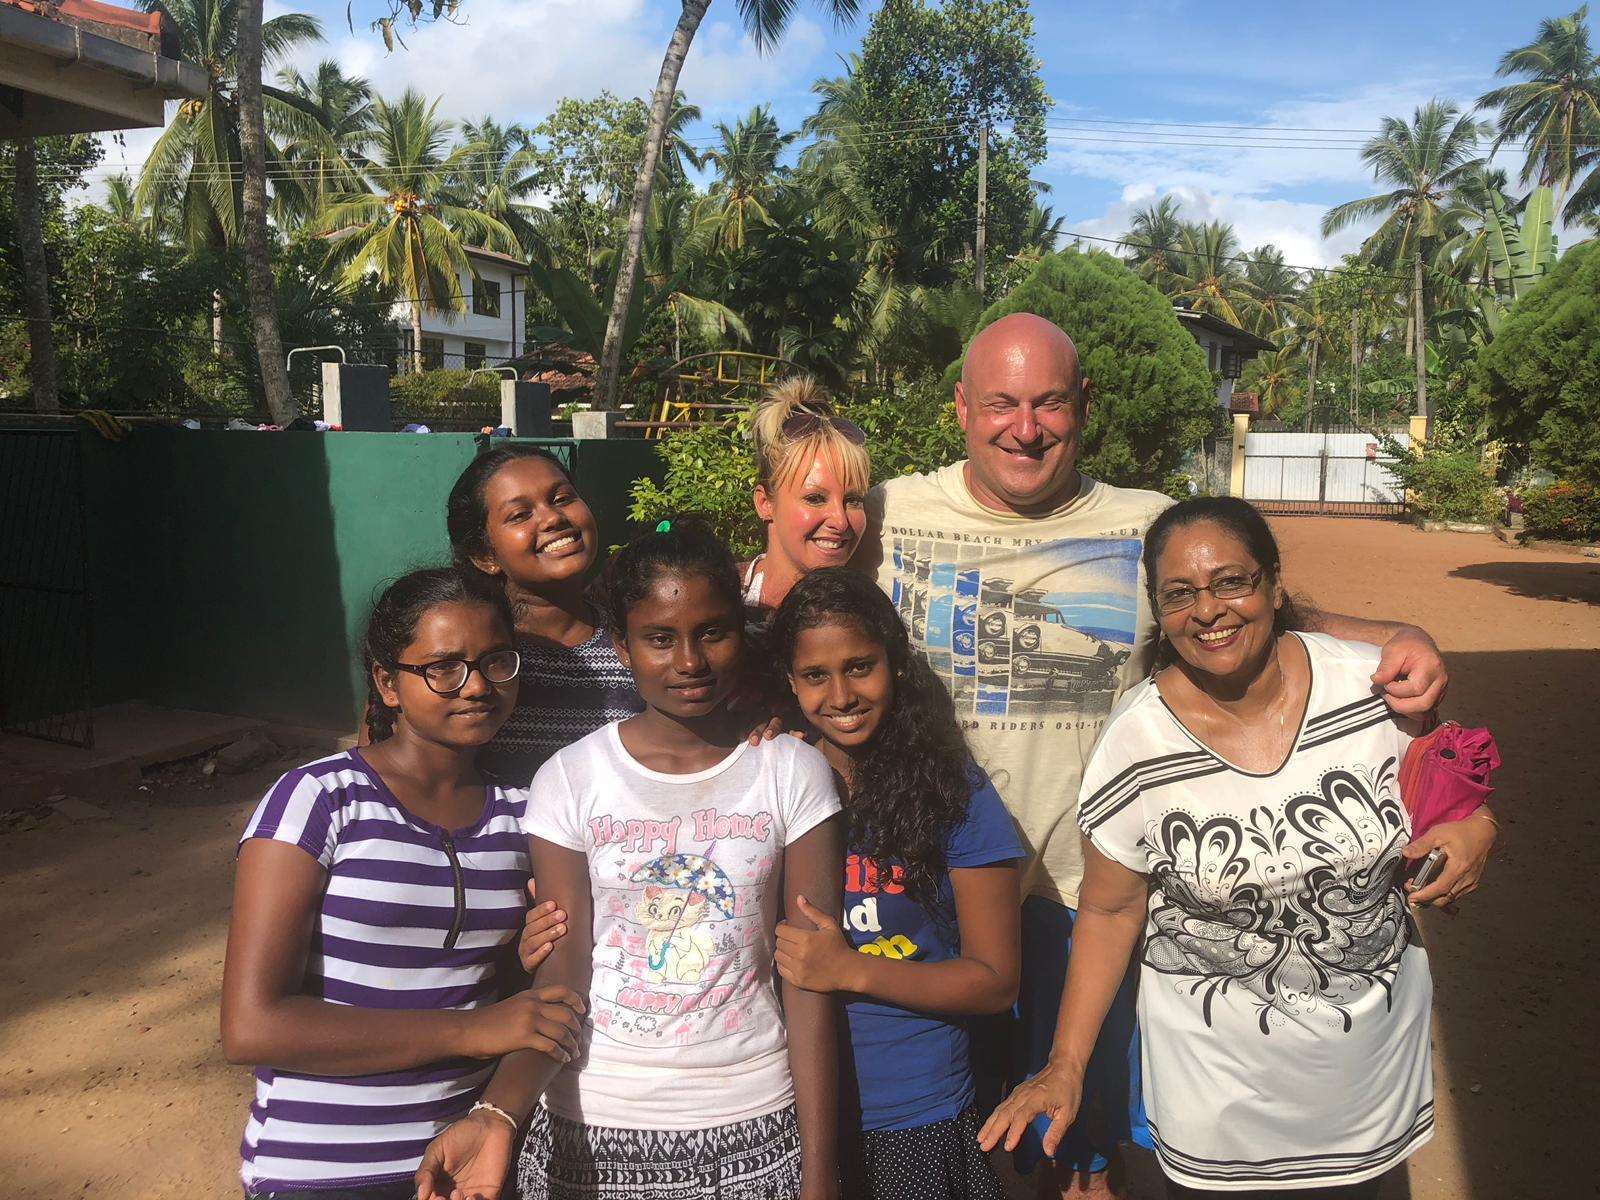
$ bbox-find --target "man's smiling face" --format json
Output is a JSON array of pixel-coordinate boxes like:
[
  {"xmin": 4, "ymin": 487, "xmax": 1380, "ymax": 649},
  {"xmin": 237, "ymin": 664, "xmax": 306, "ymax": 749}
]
[{"xmin": 955, "ymin": 313, "xmax": 1090, "ymax": 515}]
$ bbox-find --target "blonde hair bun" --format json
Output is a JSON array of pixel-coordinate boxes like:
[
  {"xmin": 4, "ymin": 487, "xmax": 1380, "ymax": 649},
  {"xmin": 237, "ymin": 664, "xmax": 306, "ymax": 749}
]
[{"xmin": 750, "ymin": 375, "xmax": 870, "ymax": 494}]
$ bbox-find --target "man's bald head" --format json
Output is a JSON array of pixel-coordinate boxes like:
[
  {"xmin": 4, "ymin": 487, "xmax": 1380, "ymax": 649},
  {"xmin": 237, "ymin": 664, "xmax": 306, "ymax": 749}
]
[
  {"xmin": 954, "ymin": 312, "xmax": 1091, "ymax": 515},
  {"xmin": 961, "ymin": 313, "xmax": 1083, "ymax": 396}
]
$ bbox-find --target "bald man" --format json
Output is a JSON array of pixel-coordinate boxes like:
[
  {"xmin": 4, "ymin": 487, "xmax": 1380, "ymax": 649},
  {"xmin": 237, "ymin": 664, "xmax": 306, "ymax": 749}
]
[{"xmin": 860, "ymin": 313, "xmax": 1447, "ymax": 1198}]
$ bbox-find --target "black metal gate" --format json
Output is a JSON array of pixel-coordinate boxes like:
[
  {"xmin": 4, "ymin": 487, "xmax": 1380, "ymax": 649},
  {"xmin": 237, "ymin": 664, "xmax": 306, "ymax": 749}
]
[
  {"xmin": 1243, "ymin": 407, "xmax": 1409, "ymax": 518},
  {"xmin": 0, "ymin": 429, "xmax": 94, "ymax": 747}
]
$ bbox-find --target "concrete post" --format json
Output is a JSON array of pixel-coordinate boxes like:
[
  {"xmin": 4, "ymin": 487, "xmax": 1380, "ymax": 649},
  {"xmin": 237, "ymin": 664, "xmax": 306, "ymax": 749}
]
[
  {"xmin": 1408, "ymin": 414, "xmax": 1428, "ymax": 455},
  {"xmin": 321, "ymin": 362, "xmax": 391, "ymax": 431},
  {"xmin": 1228, "ymin": 412, "xmax": 1249, "ymax": 497},
  {"xmin": 572, "ymin": 410, "xmax": 623, "ymax": 440},
  {"xmin": 500, "ymin": 380, "xmax": 552, "ymax": 437}
]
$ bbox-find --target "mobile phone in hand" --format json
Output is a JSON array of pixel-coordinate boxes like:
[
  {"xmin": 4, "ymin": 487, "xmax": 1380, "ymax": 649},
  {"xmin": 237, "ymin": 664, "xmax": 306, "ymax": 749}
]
[{"xmin": 1409, "ymin": 847, "xmax": 1447, "ymax": 892}]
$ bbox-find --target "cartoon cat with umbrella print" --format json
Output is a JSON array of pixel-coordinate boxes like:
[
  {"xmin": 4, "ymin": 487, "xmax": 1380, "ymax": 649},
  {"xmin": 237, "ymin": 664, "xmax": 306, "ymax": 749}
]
[{"xmin": 631, "ymin": 851, "xmax": 735, "ymax": 985}]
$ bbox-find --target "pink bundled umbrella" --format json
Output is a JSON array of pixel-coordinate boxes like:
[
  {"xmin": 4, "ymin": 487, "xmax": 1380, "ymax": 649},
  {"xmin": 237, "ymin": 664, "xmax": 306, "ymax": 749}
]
[{"xmin": 1399, "ymin": 721, "xmax": 1502, "ymax": 838}]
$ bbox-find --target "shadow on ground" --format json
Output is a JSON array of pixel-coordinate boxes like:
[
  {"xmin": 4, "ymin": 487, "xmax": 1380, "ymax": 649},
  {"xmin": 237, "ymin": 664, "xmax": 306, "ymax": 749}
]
[{"xmin": 1448, "ymin": 560, "xmax": 1600, "ymax": 605}]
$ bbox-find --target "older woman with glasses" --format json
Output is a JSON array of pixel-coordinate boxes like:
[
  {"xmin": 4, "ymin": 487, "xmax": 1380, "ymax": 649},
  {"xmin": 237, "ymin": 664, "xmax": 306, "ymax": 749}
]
[
  {"xmin": 980, "ymin": 497, "xmax": 1498, "ymax": 1200},
  {"xmin": 741, "ymin": 377, "xmax": 872, "ymax": 615}
]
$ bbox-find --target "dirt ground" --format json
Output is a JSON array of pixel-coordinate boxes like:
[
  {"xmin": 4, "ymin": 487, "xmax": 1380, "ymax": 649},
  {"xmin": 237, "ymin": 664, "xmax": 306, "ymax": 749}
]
[{"xmin": 1, "ymin": 518, "xmax": 1595, "ymax": 1200}]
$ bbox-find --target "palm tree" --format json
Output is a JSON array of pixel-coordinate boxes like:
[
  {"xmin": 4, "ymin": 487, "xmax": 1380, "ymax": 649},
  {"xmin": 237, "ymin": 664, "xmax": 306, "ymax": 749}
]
[
  {"xmin": 269, "ymin": 60, "xmax": 374, "ymax": 228},
  {"xmin": 1281, "ymin": 286, "xmax": 1335, "ymax": 430},
  {"xmin": 13, "ymin": 140, "xmax": 57, "ymax": 411},
  {"xmin": 1239, "ymin": 245, "xmax": 1303, "ymax": 340},
  {"xmin": 1123, "ymin": 195, "xmax": 1186, "ymax": 291},
  {"xmin": 1321, "ymin": 101, "xmax": 1486, "ymax": 421},
  {"xmin": 139, "ymin": 0, "xmax": 320, "ymax": 422},
  {"xmin": 1477, "ymin": 6, "xmax": 1600, "ymax": 219},
  {"xmin": 317, "ymin": 89, "xmax": 517, "ymax": 373},
  {"xmin": 696, "ymin": 105, "xmax": 795, "ymax": 251},
  {"xmin": 595, "ymin": 0, "xmax": 862, "ymax": 409},
  {"xmin": 102, "ymin": 173, "xmax": 145, "ymax": 229},
  {"xmin": 1251, "ymin": 346, "xmax": 1300, "ymax": 418},
  {"xmin": 1020, "ymin": 202, "xmax": 1067, "ymax": 255},
  {"xmin": 797, "ymin": 57, "xmax": 937, "ymax": 378},
  {"xmin": 1168, "ymin": 220, "xmax": 1252, "ymax": 326},
  {"xmin": 448, "ymin": 116, "xmax": 549, "ymax": 257},
  {"xmin": 135, "ymin": 1, "xmax": 321, "ymax": 250}
]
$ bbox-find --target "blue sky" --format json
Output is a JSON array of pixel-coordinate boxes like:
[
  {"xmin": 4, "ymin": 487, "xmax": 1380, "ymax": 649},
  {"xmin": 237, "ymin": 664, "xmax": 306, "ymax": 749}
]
[{"xmin": 100, "ymin": 1, "xmax": 1568, "ymax": 265}]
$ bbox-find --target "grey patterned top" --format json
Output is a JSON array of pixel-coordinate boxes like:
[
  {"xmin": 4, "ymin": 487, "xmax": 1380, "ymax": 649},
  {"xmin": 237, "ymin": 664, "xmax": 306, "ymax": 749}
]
[{"xmin": 478, "ymin": 623, "xmax": 643, "ymax": 787}]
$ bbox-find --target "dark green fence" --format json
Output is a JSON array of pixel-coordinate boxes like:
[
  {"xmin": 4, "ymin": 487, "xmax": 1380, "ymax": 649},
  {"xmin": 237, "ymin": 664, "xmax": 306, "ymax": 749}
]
[{"xmin": 3, "ymin": 428, "xmax": 664, "ymax": 734}]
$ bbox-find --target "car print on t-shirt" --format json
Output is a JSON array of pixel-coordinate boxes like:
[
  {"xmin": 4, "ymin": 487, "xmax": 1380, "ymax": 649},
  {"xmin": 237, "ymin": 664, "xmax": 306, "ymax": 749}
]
[{"xmin": 890, "ymin": 535, "xmax": 1139, "ymax": 718}]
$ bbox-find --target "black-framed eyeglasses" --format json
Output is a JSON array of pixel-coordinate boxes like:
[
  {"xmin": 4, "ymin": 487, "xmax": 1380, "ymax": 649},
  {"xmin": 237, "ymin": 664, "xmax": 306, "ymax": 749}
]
[
  {"xmin": 391, "ymin": 650, "xmax": 521, "ymax": 695},
  {"xmin": 781, "ymin": 411, "xmax": 866, "ymax": 446},
  {"xmin": 1155, "ymin": 569, "xmax": 1264, "ymax": 615}
]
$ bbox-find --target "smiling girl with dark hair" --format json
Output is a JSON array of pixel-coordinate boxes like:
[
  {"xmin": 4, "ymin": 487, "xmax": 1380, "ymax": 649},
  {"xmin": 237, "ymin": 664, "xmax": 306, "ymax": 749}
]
[
  {"xmin": 223, "ymin": 568, "xmax": 583, "ymax": 1200},
  {"xmin": 766, "ymin": 567, "xmax": 1022, "ymax": 1200},
  {"xmin": 414, "ymin": 518, "xmax": 846, "ymax": 1200},
  {"xmin": 445, "ymin": 445, "xmax": 642, "ymax": 784}
]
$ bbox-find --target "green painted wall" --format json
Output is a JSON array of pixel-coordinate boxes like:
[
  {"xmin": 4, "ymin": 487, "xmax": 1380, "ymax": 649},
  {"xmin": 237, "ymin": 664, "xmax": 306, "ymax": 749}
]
[{"xmin": 57, "ymin": 429, "xmax": 666, "ymax": 732}]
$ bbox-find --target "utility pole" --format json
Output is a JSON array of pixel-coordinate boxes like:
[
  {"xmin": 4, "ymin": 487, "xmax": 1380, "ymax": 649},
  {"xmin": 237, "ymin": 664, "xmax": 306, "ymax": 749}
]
[{"xmin": 974, "ymin": 119, "xmax": 989, "ymax": 301}]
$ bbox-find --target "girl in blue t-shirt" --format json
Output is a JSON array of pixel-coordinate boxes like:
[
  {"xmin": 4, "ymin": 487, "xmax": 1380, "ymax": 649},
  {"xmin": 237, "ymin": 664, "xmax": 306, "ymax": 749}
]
[{"xmin": 766, "ymin": 567, "xmax": 1023, "ymax": 1200}]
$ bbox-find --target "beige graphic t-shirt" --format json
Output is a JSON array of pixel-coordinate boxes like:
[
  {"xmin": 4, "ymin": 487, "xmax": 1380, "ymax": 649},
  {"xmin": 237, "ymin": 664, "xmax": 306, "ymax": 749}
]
[{"xmin": 865, "ymin": 462, "xmax": 1171, "ymax": 907}]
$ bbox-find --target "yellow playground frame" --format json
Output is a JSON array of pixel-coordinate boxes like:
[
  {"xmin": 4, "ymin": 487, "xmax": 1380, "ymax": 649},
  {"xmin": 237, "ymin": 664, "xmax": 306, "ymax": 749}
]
[{"xmin": 645, "ymin": 351, "xmax": 799, "ymax": 436}]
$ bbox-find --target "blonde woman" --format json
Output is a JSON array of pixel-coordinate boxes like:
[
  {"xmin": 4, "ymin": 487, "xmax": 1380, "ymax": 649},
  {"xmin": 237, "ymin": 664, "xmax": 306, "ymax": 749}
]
[{"xmin": 744, "ymin": 378, "xmax": 873, "ymax": 613}]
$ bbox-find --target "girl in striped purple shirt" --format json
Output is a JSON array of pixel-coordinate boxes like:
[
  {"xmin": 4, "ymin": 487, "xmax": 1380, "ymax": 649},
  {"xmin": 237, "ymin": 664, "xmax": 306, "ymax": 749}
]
[{"xmin": 222, "ymin": 568, "xmax": 585, "ymax": 1199}]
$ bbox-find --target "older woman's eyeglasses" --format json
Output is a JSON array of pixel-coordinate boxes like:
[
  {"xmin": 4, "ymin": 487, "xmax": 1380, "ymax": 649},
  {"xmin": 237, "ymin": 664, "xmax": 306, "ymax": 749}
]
[
  {"xmin": 1155, "ymin": 569, "xmax": 1264, "ymax": 615},
  {"xmin": 781, "ymin": 411, "xmax": 866, "ymax": 445},
  {"xmin": 391, "ymin": 650, "xmax": 521, "ymax": 695}
]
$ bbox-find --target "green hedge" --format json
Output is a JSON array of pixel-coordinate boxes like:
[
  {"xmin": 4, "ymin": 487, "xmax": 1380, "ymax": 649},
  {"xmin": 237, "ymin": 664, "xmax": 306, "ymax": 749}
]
[
  {"xmin": 1378, "ymin": 440, "xmax": 1500, "ymax": 524},
  {"xmin": 1522, "ymin": 482, "xmax": 1600, "ymax": 542}
]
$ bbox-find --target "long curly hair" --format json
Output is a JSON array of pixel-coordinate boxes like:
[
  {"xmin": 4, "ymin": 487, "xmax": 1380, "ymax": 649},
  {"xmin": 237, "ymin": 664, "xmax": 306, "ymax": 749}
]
[{"xmin": 766, "ymin": 568, "xmax": 974, "ymax": 915}]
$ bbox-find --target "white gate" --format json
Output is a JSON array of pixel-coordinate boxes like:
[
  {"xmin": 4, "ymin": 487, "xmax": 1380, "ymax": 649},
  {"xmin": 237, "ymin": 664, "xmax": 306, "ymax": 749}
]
[{"xmin": 1242, "ymin": 418, "xmax": 1409, "ymax": 516}]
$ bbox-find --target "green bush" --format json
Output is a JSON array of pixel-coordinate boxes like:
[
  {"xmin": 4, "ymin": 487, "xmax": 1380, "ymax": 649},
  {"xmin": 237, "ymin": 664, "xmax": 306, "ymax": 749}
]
[
  {"xmin": 939, "ymin": 248, "xmax": 1222, "ymax": 486},
  {"xmin": 629, "ymin": 377, "xmax": 965, "ymax": 559},
  {"xmin": 1379, "ymin": 441, "xmax": 1500, "ymax": 524},
  {"xmin": 1521, "ymin": 482, "xmax": 1600, "ymax": 542},
  {"xmin": 1473, "ymin": 239, "xmax": 1600, "ymax": 488},
  {"xmin": 389, "ymin": 369, "xmax": 500, "ymax": 427}
]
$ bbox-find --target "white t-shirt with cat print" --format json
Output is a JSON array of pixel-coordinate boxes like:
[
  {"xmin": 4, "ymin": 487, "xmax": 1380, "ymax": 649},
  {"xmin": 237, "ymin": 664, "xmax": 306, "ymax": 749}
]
[{"xmin": 522, "ymin": 722, "xmax": 842, "ymax": 1130}]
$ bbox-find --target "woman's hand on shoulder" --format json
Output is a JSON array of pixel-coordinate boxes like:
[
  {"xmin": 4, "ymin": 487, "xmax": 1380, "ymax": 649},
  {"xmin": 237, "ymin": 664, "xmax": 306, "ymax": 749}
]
[
  {"xmin": 518, "ymin": 879, "xmax": 568, "ymax": 974},
  {"xmin": 774, "ymin": 894, "xmax": 858, "ymax": 994},
  {"xmin": 1404, "ymin": 808, "xmax": 1497, "ymax": 909},
  {"xmin": 414, "ymin": 1107, "xmax": 516, "ymax": 1200}
]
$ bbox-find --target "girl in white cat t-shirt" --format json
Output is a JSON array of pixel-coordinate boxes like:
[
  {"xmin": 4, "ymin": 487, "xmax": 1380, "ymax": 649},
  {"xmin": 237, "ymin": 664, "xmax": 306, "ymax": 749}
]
[{"xmin": 415, "ymin": 518, "xmax": 844, "ymax": 1200}]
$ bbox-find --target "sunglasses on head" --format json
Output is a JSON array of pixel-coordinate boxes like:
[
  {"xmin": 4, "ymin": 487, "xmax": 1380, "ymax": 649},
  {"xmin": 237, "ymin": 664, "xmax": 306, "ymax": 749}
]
[{"xmin": 781, "ymin": 411, "xmax": 866, "ymax": 446}]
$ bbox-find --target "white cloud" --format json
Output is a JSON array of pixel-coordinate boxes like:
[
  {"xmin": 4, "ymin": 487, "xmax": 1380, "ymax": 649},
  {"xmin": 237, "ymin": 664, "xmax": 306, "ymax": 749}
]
[
  {"xmin": 86, "ymin": 0, "xmax": 830, "ymax": 191},
  {"xmin": 302, "ymin": 0, "xmax": 824, "ymax": 126}
]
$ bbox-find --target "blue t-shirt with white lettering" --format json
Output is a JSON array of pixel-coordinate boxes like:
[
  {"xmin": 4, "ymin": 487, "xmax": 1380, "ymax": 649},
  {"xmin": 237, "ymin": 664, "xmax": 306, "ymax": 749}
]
[{"xmin": 839, "ymin": 769, "xmax": 1023, "ymax": 1131}]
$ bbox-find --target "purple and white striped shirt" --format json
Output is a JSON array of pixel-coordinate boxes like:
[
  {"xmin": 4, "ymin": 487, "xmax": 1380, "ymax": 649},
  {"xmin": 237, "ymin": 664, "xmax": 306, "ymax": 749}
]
[{"xmin": 237, "ymin": 749, "xmax": 529, "ymax": 1195}]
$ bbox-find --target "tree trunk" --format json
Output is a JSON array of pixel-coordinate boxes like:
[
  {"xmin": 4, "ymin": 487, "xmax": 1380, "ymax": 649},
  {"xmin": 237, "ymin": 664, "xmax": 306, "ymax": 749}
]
[
  {"xmin": 1413, "ymin": 251, "xmax": 1429, "ymax": 423},
  {"xmin": 14, "ymin": 139, "xmax": 59, "ymax": 413},
  {"xmin": 213, "ymin": 290, "xmax": 226, "ymax": 357},
  {"xmin": 1304, "ymin": 340, "xmax": 1319, "ymax": 432},
  {"xmin": 595, "ymin": 0, "xmax": 710, "ymax": 410},
  {"xmin": 235, "ymin": 0, "xmax": 295, "ymax": 425},
  {"xmin": 1350, "ymin": 319, "xmax": 1361, "ymax": 422},
  {"xmin": 412, "ymin": 302, "xmax": 425, "ymax": 376}
]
